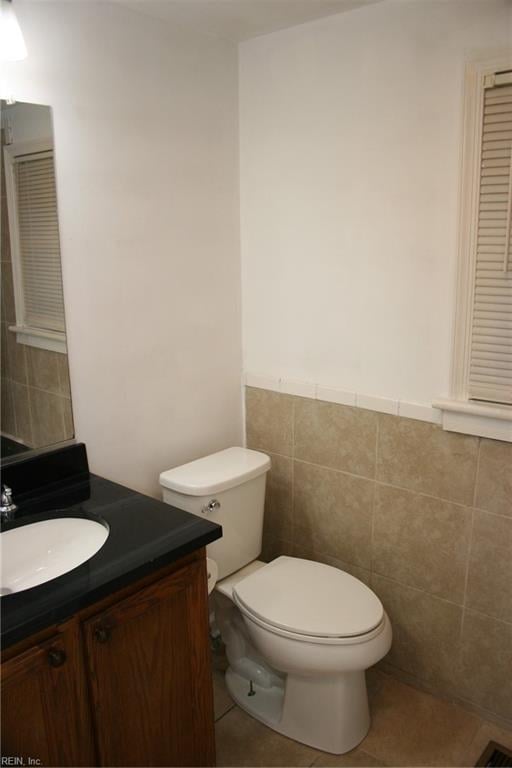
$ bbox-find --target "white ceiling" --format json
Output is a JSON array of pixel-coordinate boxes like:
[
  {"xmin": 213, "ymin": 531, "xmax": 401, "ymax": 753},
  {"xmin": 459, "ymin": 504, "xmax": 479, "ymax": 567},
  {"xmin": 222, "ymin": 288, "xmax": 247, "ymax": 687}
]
[{"xmin": 118, "ymin": 0, "xmax": 381, "ymax": 43}]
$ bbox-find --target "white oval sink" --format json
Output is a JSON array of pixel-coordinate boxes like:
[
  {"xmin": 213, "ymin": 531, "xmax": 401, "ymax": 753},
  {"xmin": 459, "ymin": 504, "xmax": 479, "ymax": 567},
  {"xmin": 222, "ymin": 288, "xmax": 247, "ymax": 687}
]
[{"xmin": 0, "ymin": 517, "xmax": 109, "ymax": 595}]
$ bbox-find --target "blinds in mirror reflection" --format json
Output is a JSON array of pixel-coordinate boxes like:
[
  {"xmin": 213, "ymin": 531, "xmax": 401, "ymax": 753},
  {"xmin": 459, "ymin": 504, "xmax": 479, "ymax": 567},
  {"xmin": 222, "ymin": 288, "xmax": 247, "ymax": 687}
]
[{"xmin": 14, "ymin": 150, "xmax": 65, "ymax": 333}]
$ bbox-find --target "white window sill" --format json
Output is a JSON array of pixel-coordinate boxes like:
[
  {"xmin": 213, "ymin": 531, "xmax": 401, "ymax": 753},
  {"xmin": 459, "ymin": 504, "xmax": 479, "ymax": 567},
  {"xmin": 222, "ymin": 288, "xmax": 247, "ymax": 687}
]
[
  {"xmin": 8, "ymin": 325, "xmax": 67, "ymax": 354},
  {"xmin": 433, "ymin": 398, "xmax": 512, "ymax": 443}
]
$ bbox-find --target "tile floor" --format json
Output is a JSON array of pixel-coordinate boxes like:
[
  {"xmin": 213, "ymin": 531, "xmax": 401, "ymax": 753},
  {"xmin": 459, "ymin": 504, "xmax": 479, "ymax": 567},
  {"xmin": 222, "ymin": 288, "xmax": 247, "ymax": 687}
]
[{"xmin": 212, "ymin": 666, "xmax": 512, "ymax": 767}]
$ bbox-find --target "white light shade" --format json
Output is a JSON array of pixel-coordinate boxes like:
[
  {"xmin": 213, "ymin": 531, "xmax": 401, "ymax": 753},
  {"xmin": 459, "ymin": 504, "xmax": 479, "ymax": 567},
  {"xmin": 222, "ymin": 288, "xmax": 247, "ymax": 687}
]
[{"xmin": 0, "ymin": 0, "xmax": 27, "ymax": 61}]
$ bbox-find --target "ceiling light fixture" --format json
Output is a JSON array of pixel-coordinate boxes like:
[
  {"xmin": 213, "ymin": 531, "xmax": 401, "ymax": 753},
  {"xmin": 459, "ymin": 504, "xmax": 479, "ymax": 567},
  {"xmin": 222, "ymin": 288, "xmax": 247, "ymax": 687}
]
[{"xmin": 1, "ymin": 0, "xmax": 27, "ymax": 61}]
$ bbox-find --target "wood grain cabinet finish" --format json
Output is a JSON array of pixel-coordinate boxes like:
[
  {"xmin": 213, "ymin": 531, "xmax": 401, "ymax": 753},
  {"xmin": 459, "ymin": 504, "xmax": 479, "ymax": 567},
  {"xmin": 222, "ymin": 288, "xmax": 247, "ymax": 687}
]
[
  {"xmin": 1, "ymin": 624, "xmax": 96, "ymax": 766},
  {"xmin": 83, "ymin": 558, "xmax": 215, "ymax": 767},
  {"xmin": 1, "ymin": 553, "xmax": 216, "ymax": 767}
]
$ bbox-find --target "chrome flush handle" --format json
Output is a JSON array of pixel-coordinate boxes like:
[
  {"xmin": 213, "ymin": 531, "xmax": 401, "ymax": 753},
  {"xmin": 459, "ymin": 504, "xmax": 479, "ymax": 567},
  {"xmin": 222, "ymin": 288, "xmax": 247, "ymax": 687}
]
[{"xmin": 201, "ymin": 499, "xmax": 220, "ymax": 515}]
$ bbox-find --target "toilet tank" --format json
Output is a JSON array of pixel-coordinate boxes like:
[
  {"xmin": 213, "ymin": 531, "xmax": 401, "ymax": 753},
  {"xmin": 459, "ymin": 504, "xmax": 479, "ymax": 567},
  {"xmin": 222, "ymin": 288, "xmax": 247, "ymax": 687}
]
[{"xmin": 159, "ymin": 447, "xmax": 271, "ymax": 580}]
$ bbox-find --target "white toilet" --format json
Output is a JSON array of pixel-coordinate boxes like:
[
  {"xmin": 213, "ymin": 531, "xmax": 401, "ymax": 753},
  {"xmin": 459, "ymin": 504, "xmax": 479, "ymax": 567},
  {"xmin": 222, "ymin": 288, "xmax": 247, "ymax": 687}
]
[{"xmin": 160, "ymin": 447, "xmax": 392, "ymax": 755}]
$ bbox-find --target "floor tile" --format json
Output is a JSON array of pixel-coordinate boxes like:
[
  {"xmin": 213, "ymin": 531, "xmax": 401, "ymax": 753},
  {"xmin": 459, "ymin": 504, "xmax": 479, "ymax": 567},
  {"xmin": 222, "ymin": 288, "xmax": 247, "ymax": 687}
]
[
  {"xmin": 462, "ymin": 721, "xmax": 512, "ymax": 767},
  {"xmin": 360, "ymin": 677, "xmax": 482, "ymax": 766},
  {"xmin": 213, "ymin": 669, "xmax": 235, "ymax": 722},
  {"xmin": 215, "ymin": 705, "xmax": 321, "ymax": 767},
  {"xmin": 312, "ymin": 748, "xmax": 386, "ymax": 766},
  {"xmin": 366, "ymin": 668, "xmax": 388, "ymax": 700}
]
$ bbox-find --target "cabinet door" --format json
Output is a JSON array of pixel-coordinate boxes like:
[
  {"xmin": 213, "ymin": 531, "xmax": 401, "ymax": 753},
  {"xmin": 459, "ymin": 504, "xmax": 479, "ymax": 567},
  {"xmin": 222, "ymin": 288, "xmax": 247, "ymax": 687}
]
[
  {"xmin": 83, "ymin": 558, "xmax": 215, "ymax": 767},
  {"xmin": 1, "ymin": 625, "xmax": 96, "ymax": 767}
]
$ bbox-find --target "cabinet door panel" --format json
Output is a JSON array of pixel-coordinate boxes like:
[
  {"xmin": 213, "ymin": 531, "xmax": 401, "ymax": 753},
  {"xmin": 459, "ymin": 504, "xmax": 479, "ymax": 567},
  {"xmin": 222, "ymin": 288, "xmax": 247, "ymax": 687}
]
[
  {"xmin": 1, "ymin": 627, "xmax": 96, "ymax": 767},
  {"xmin": 83, "ymin": 559, "xmax": 215, "ymax": 767}
]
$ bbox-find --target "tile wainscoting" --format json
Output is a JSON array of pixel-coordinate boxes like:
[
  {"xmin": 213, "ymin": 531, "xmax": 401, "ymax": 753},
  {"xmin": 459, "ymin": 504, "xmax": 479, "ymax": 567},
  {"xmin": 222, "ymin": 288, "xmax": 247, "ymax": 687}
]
[{"xmin": 245, "ymin": 386, "xmax": 512, "ymax": 727}]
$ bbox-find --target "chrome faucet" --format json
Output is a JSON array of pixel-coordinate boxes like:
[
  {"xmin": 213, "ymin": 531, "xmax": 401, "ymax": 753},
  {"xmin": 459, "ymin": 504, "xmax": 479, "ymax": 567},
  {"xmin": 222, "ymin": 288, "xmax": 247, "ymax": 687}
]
[{"xmin": 1, "ymin": 485, "xmax": 18, "ymax": 521}]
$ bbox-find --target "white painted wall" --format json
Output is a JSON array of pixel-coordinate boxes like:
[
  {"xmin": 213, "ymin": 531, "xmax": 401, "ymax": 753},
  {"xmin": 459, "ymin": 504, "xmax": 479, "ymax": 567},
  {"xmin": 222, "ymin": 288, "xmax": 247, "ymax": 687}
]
[
  {"xmin": 240, "ymin": 0, "xmax": 512, "ymax": 407},
  {"xmin": 1, "ymin": 1, "xmax": 243, "ymax": 496}
]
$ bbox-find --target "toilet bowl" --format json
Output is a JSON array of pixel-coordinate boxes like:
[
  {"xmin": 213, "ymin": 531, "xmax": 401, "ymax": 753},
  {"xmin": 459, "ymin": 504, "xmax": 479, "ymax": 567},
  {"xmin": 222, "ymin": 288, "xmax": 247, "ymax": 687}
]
[
  {"xmin": 160, "ymin": 447, "xmax": 392, "ymax": 755},
  {"xmin": 215, "ymin": 556, "xmax": 392, "ymax": 755}
]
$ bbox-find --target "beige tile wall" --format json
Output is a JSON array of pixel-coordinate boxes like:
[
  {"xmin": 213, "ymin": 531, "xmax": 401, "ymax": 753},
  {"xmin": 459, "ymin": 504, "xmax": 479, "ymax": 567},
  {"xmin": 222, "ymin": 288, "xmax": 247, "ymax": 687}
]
[
  {"xmin": 1, "ymin": 129, "xmax": 74, "ymax": 449},
  {"xmin": 245, "ymin": 386, "xmax": 512, "ymax": 726}
]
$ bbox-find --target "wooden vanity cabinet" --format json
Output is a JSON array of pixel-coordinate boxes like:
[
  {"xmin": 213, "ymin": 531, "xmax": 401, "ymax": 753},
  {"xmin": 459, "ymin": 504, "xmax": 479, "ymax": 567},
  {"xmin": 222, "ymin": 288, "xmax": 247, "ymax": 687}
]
[
  {"xmin": 83, "ymin": 556, "xmax": 215, "ymax": 767},
  {"xmin": 1, "ymin": 551, "xmax": 216, "ymax": 767},
  {"xmin": 1, "ymin": 622, "xmax": 96, "ymax": 767}
]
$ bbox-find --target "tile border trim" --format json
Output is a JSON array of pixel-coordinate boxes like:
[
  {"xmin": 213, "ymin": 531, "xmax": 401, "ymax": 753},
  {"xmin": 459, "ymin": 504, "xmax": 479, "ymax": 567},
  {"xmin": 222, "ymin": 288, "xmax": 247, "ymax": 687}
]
[{"xmin": 244, "ymin": 372, "xmax": 442, "ymax": 424}]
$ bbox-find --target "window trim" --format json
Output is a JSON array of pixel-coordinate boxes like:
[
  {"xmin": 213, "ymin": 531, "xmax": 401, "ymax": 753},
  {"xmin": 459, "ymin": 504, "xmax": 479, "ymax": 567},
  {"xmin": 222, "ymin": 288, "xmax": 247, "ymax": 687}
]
[
  {"xmin": 3, "ymin": 137, "xmax": 67, "ymax": 355},
  {"xmin": 435, "ymin": 55, "xmax": 512, "ymax": 443}
]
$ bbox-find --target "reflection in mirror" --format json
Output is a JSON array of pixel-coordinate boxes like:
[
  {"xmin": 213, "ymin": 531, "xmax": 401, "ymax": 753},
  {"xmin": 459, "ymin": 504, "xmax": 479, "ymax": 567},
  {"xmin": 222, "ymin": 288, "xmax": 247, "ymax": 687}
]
[{"xmin": 1, "ymin": 101, "xmax": 74, "ymax": 460}]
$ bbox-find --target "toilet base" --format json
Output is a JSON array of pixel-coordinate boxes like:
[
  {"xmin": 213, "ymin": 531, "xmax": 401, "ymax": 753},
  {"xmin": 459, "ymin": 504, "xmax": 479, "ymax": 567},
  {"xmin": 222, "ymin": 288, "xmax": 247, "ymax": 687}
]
[
  {"xmin": 226, "ymin": 667, "xmax": 284, "ymax": 726},
  {"xmin": 225, "ymin": 666, "xmax": 371, "ymax": 755}
]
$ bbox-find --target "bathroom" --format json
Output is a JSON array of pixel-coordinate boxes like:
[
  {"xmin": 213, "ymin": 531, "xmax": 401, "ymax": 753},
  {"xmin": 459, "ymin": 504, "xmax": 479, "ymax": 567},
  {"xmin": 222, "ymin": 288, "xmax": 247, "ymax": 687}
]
[{"xmin": 0, "ymin": 0, "xmax": 511, "ymax": 766}]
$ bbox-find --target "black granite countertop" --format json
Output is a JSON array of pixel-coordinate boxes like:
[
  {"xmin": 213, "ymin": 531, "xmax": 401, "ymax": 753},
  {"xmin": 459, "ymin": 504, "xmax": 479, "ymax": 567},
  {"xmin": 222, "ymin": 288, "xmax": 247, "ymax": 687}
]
[{"xmin": 1, "ymin": 455, "xmax": 222, "ymax": 649}]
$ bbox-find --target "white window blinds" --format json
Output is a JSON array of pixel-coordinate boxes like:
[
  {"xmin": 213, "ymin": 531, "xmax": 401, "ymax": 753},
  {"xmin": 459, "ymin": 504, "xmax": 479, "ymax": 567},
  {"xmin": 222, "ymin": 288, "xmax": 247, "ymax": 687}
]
[
  {"xmin": 14, "ymin": 150, "xmax": 65, "ymax": 333},
  {"xmin": 468, "ymin": 77, "xmax": 512, "ymax": 406}
]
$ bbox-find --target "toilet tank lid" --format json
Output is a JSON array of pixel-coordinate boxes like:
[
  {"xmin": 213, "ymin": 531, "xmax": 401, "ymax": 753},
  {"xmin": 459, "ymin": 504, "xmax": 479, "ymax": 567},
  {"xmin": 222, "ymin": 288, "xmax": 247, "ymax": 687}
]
[{"xmin": 159, "ymin": 447, "xmax": 271, "ymax": 496}]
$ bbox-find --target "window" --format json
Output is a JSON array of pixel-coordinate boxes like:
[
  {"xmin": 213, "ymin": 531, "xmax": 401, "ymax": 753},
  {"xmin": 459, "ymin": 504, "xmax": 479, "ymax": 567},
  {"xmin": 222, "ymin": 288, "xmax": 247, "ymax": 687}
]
[
  {"xmin": 435, "ymin": 58, "xmax": 512, "ymax": 442},
  {"xmin": 4, "ymin": 138, "xmax": 66, "ymax": 353}
]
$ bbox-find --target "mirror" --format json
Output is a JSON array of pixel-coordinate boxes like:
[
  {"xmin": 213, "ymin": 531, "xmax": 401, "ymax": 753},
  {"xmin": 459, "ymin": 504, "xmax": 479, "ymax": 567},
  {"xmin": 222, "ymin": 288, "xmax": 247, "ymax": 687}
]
[{"xmin": 1, "ymin": 100, "xmax": 74, "ymax": 461}]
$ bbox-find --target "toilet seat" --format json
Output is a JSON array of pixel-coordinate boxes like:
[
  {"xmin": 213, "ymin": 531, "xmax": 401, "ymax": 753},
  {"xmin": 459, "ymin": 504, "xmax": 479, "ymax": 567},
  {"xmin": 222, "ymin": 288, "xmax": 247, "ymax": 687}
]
[
  {"xmin": 232, "ymin": 556, "xmax": 384, "ymax": 642},
  {"xmin": 234, "ymin": 598, "xmax": 388, "ymax": 646}
]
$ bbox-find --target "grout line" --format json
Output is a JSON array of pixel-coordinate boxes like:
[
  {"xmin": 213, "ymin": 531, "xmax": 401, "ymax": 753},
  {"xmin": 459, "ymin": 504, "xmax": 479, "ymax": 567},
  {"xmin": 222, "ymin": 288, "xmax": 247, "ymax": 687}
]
[
  {"xmin": 9, "ymin": 376, "xmax": 18, "ymax": 440},
  {"xmin": 291, "ymin": 394, "xmax": 296, "ymax": 460},
  {"xmin": 251, "ymin": 444, "xmax": 506, "ymax": 523},
  {"xmin": 293, "ymin": 456, "xmax": 382, "ymax": 485},
  {"xmin": 473, "ymin": 437, "xmax": 482, "ymax": 508},
  {"xmin": 22, "ymin": 344, "xmax": 29, "ymax": 392},
  {"xmin": 460, "ymin": 506, "xmax": 475, "ymax": 636},
  {"xmin": 317, "ymin": 550, "xmax": 372, "ymax": 578},
  {"xmin": 370, "ymin": 480, "xmax": 377, "ymax": 579},
  {"xmin": 291, "ymin": 396, "xmax": 296, "ymax": 553},
  {"xmin": 26, "ymin": 368, "xmax": 35, "ymax": 447},
  {"xmin": 472, "ymin": 505, "xmax": 512, "ymax": 522},
  {"xmin": 374, "ymin": 413, "xmax": 379, "ymax": 482},
  {"xmin": 292, "ymin": 455, "xmax": 475, "ymax": 509},
  {"xmin": 462, "ymin": 602, "xmax": 512, "ymax": 628},
  {"xmin": 24, "ymin": 382, "xmax": 71, "ymax": 400},
  {"xmin": 374, "ymin": 570, "xmax": 512, "ymax": 627},
  {"xmin": 59, "ymin": 389, "xmax": 68, "ymax": 438},
  {"xmin": 241, "ymin": 373, "xmax": 247, "ymax": 448},
  {"xmin": 250, "ymin": 445, "xmax": 293, "ymax": 461},
  {"xmin": 461, "ymin": 438, "xmax": 481, "ymax": 635},
  {"xmin": 56, "ymin": 353, "xmax": 65, "ymax": 399},
  {"xmin": 291, "ymin": 458, "xmax": 295, "ymax": 555},
  {"xmin": 370, "ymin": 416, "xmax": 380, "ymax": 577},
  {"xmin": 1, "ymin": 374, "xmax": 71, "ymax": 400},
  {"xmin": 214, "ymin": 702, "xmax": 236, "ymax": 725},
  {"xmin": 371, "ymin": 570, "xmax": 466, "ymax": 609}
]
